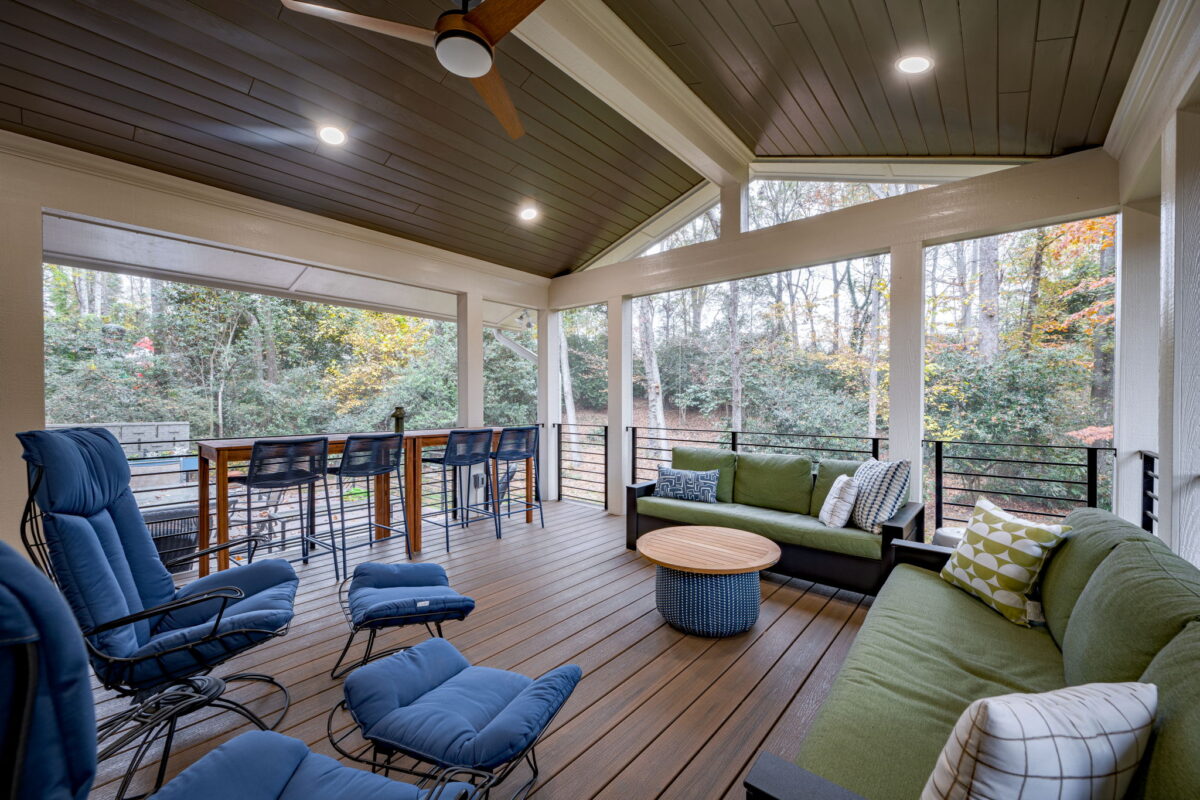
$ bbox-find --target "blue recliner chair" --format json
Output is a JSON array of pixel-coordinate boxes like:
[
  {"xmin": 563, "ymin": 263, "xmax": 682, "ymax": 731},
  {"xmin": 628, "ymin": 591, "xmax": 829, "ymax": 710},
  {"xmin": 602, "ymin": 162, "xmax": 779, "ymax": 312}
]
[
  {"xmin": 0, "ymin": 540, "xmax": 485, "ymax": 800},
  {"xmin": 16, "ymin": 428, "xmax": 299, "ymax": 797}
]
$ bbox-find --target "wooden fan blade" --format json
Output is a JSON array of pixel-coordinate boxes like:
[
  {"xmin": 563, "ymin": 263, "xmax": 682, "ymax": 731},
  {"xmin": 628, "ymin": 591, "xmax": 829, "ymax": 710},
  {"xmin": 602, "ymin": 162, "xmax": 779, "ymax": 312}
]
[
  {"xmin": 280, "ymin": 0, "xmax": 436, "ymax": 46},
  {"xmin": 470, "ymin": 67, "xmax": 524, "ymax": 139},
  {"xmin": 464, "ymin": 0, "xmax": 547, "ymax": 44}
]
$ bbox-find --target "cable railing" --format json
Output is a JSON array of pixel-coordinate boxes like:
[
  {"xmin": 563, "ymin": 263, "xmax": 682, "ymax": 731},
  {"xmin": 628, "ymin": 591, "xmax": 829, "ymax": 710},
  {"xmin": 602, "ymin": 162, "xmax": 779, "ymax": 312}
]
[
  {"xmin": 554, "ymin": 423, "xmax": 608, "ymax": 508},
  {"xmin": 1140, "ymin": 450, "xmax": 1159, "ymax": 535}
]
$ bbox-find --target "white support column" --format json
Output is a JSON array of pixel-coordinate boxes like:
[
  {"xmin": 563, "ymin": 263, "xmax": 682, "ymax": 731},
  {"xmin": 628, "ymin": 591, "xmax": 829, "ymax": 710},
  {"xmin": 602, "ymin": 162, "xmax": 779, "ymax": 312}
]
[
  {"xmin": 720, "ymin": 169, "xmax": 749, "ymax": 239},
  {"xmin": 1113, "ymin": 204, "xmax": 1161, "ymax": 524},
  {"xmin": 537, "ymin": 308, "xmax": 562, "ymax": 501},
  {"xmin": 1159, "ymin": 106, "xmax": 1200, "ymax": 562},
  {"xmin": 889, "ymin": 242, "xmax": 925, "ymax": 503},
  {"xmin": 457, "ymin": 291, "xmax": 484, "ymax": 427},
  {"xmin": 0, "ymin": 201, "xmax": 45, "ymax": 551},
  {"xmin": 606, "ymin": 295, "xmax": 633, "ymax": 514}
]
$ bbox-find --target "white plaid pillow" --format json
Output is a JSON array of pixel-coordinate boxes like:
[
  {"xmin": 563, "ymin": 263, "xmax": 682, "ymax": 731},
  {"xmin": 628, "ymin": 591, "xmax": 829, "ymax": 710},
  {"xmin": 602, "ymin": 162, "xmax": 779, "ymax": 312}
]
[{"xmin": 922, "ymin": 682, "xmax": 1157, "ymax": 800}]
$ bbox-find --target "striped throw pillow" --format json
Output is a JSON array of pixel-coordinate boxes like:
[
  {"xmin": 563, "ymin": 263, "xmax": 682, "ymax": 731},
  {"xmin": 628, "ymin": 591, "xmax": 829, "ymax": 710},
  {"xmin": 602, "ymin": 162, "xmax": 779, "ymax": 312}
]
[
  {"xmin": 818, "ymin": 474, "xmax": 858, "ymax": 527},
  {"xmin": 850, "ymin": 459, "xmax": 910, "ymax": 533}
]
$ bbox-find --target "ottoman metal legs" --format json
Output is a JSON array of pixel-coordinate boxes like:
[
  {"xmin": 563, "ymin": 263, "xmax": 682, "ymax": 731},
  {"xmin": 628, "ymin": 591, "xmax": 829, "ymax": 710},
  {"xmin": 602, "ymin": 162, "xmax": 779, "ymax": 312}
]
[{"xmin": 654, "ymin": 566, "xmax": 760, "ymax": 637}]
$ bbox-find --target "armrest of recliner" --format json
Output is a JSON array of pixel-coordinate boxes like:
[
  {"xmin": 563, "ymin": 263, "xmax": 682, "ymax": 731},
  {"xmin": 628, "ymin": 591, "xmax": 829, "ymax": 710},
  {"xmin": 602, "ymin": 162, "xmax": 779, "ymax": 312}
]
[
  {"xmin": 164, "ymin": 533, "xmax": 270, "ymax": 569},
  {"xmin": 626, "ymin": 481, "xmax": 657, "ymax": 549},
  {"xmin": 87, "ymin": 587, "xmax": 244, "ymax": 636},
  {"xmin": 744, "ymin": 753, "xmax": 868, "ymax": 800},
  {"xmin": 890, "ymin": 540, "xmax": 954, "ymax": 574}
]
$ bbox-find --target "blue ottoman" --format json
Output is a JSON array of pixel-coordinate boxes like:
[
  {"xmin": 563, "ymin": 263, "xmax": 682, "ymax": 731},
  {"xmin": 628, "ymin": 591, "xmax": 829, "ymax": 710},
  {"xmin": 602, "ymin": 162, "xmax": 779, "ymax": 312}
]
[{"xmin": 331, "ymin": 562, "xmax": 475, "ymax": 678}]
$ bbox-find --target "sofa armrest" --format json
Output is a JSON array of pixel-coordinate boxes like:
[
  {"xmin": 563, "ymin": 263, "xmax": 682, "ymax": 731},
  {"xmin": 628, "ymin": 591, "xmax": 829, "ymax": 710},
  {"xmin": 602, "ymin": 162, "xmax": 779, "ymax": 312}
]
[
  {"xmin": 891, "ymin": 540, "xmax": 954, "ymax": 574},
  {"xmin": 744, "ymin": 753, "xmax": 867, "ymax": 800},
  {"xmin": 626, "ymin": 481, "xmax": 657, "ymax": 549},
  {"xmin": 880, "ymin": 501, "xmax": 924, "ymax": 544}
]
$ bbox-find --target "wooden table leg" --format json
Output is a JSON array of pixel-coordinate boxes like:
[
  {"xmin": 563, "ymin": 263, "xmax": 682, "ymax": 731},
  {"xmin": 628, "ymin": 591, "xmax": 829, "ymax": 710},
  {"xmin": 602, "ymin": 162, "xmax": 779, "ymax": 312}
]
[
  {"xmin": 198, "ymin": 455, "xmax": 211, "ymax": 577},
  {"xmin": 404, "ymin": 439, "xmax": 422, "ymax": 552},
  {"xmin": 216, "ymin": 451, "xmax": 231, "ymax": 571},
  {"xmin": 373, "ymin": 471, "xmax": 390, "ymax": 540},
  {"xmin": 525, "ymin": 456, "xmax": 534, "ymax": 523}
]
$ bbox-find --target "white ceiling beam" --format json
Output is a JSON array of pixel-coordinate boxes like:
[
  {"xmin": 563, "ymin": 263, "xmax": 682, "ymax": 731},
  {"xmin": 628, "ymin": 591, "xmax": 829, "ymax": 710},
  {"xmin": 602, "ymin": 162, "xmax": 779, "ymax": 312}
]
[{"xmin": 516, "ymin": 0, "xmax": 752, "ymax": 186}]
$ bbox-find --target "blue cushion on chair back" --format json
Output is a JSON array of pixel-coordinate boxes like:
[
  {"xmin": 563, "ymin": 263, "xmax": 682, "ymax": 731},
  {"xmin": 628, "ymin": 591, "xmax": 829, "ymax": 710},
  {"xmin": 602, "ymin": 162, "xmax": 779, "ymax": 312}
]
[
  {"xmin": 17, "ymin": 428, "xmax": 177, "ymax": 663},
  {"xmin": 0, "ymin": 541, "xmax": 97, "ymax": 800}
]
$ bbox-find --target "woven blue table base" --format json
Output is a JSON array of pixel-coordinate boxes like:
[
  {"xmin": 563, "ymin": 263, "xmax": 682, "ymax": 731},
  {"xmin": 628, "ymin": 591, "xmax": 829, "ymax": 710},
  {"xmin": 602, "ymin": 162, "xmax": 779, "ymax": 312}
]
[{"xmin": 654, "ymin": 566, "xmax": 760, "ymax": 637}]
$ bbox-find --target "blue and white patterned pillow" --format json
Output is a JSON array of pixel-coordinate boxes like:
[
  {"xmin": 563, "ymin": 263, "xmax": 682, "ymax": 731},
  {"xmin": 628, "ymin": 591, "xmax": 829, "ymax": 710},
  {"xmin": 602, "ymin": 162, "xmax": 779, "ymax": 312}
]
[
  {"xmin": 851, "ymin": 459, "xmax": 911, "ymax": 534},
  {"xmin": 653, "ymin": 466, "xmax": 719, "ymax": 503}
]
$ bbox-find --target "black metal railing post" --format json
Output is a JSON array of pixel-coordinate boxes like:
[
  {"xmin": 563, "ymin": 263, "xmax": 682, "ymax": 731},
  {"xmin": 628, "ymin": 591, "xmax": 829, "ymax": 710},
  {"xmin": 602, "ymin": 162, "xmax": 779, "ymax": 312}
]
[
  {"xmin": 1086, "ymin": 447, "xmax": 1099, "ymax": 508},
  {"xmin": 630, "ymin": 426, "xmax": 638, "ymax": 483},
  {"xmin": 602, "ymin": 425, "xmax": 609, "ymax": 511},
  {"xmin": 871, "ymin": 437, "xmax": 881, "ymax": 459},
  {"xmin": 1141, "ymin": 451, "xmax": 1159, "ymax": 534},
  {"xmin": 555, "ymin": 423, "xmax": 563, "ymax": 502},
  {"xmin": 730, "ymin": 430, "xmax": 739, "ymax": 452},
  {"xmin": 934, "ymin": 440, "xmax": 944, "ymax": 529}
]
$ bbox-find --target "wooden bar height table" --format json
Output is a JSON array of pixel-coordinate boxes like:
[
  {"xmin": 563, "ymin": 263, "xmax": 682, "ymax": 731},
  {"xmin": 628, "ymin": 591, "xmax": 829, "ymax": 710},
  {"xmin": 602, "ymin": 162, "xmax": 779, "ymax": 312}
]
[{"xmin": 196, "ymin": 429, "xmax": 535, "ymax": 576}]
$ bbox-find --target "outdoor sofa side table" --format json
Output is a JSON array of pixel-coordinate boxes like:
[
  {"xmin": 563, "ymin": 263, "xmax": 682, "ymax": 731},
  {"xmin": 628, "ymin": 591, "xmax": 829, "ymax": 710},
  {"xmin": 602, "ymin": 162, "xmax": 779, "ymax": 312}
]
[{"xmin": 637, "ymin": 525, "xmax": 781, "ymax": 637}]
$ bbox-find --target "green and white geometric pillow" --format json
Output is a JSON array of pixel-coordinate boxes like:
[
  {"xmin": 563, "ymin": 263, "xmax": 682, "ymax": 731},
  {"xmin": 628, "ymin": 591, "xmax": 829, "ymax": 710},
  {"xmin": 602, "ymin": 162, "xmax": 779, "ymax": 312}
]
[{"xmin": 939, "ymin": 498, "xmax": 1069, "ymax": 626}]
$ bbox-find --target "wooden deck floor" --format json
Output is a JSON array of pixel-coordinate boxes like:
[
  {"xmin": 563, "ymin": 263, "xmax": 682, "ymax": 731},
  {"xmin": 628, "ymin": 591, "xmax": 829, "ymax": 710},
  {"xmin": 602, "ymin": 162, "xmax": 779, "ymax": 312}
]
[{"xmin": 91, "ymin": 501, "xmax": 867, "ymax": 799}]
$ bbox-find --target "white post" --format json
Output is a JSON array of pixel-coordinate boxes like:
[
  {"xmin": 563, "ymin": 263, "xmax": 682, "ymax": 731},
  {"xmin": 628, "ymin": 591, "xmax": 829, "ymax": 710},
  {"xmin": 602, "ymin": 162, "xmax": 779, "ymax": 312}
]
[
  {"xmin": 0, "ymin": 201, "xmax": 46, "ymax": 551},
  {"xmin": 1113, "ymin": 204, "xmax": 1160, "ymax": 524},
  {"xmin": 1159, "ymin": 106, "xmax": 1200, "ymax": 562},
  {"xmin": 889, "ymin": 241, "xmax": 925, "ymax": 503},
  {"xmin": 606, "ymin": 295, "xmax": 633, "ymax": 514},
  {"xmin": 457, "ymin": 291, "xmax": 484, "ymax": 427},
  {"xmin": 720, "ymin": 169, "xmax": 749, "ymax": 238},
  {"xmin": 537, "ymin": 308, "xmax": 561, "ymax": 501}
]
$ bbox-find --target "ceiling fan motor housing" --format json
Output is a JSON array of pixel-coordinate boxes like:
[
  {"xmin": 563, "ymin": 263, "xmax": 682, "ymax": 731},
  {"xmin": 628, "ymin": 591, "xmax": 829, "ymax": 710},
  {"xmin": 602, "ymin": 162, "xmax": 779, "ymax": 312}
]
[{"xmin": 435, "ymin": 11, "xmax": 494, "ymax": 78}]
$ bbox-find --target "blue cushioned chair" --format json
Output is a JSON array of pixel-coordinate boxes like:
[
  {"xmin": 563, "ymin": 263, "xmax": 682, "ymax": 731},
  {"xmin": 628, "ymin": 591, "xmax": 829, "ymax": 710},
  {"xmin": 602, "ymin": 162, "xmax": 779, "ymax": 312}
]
[
  {"xmin": 0, "ymin": 539, "xmax": 486, "ymax": 800},
  {"xmin": 331, "ymin": 638, "xmax": 582, "ymax": 800},
  {"xmin": 332, "ymin": 562, "xmax": 476, "ymax": 678},
  {"xmin": 16, "ymin": 428, "xmax": 299, "ymax": 796}
]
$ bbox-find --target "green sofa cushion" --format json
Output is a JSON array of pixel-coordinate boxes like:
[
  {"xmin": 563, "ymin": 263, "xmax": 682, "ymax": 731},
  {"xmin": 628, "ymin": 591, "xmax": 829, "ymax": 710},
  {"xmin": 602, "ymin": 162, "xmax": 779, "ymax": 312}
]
[
  {"xmin": 1128, "ymin": 621, "xmax": 1200, "ymax": 799},
  {"xmin": 1041, "ymin": 507, "xmax": 1159, "ymax": 648},
  {"xmin": 733, "ymin": 453, "xmax": 812, "ymax": 514},
  {"xmin": 796, "ymin": 565, "xmax": 1065, "ymax": 800},
  {"xmin": 636, "ymin": 496, "xmax": 880, "ymax": 560},
  {"xmin": 1062, "ymin": 539, "xmax": 1200, "ymax": 684},
  {"xmin": 810, "ymin": 459, "xmax": 864, "ymax": 516},
  {"xmin": 671, "ymin": 447, "xmax": 736, "ymax": 503}
]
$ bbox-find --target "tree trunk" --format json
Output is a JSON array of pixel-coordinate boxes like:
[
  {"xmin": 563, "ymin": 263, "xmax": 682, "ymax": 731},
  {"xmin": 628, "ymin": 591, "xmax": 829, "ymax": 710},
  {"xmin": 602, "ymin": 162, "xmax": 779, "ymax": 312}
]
[
  {"xmin": 558, "ymin": 323, "xmax": 577, "ymax": 427},
  {"xmin": 954, "ymin": 240, "xmax": 972, "ymax": 329},
  {"xmin": 830, "ymin": 263, "xmax": 844, "ymax": 352},
  {"xmin": 1022, "ymin": 230, "xmax": 1047, "ymax": 349},
  {"xmin": 977, "ymin": 236, "xmax": 1001, "ymax": 361},
  {"xmin": 261, "ymin": 302, "xmax": 280, "ymax": 382},
  {"xmin": 728, "ymin": 282, "xmax": 744, "ymax": 431},
  {"xmin": 865, "ymin": 262, "xmax": 883, "ymax": 437}
]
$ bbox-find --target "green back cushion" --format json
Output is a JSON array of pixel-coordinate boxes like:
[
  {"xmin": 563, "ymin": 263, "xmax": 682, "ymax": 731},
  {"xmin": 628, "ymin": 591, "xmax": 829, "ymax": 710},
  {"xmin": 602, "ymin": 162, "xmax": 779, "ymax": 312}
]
[
  {"xmin": 1041, "ymin": 508, "xmax": 1159, "ymax": 648},
  {"xmin": 809, "ymin": 460, "xmax": 864, "ymax": 517},
  {"xmin": 1128, "ymin": 622, "xmax": 1200, "ymax": 799},
  {"xmin": 671, "ymin": 447, "xmax": 736, "ymax": 503},
  {"xmin": 732, "ymin": 453, "xmax": 813, "ymax": 514},
  {"xmin": 1062, "ymin": 539, "xmax": 1200, "ymax": 684}
]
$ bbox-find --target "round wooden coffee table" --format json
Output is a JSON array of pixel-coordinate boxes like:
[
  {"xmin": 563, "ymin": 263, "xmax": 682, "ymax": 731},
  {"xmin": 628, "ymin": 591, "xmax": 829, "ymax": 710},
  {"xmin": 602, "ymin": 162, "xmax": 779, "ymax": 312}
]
[{"xmin": 637, "ymin": 526, "xmax": 781, "ymax": 637}]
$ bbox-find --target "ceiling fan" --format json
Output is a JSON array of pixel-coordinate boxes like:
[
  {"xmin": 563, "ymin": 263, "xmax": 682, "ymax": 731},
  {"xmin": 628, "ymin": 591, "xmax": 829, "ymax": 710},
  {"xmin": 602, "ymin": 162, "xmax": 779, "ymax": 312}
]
[{"xmin": 280, "ymin": 0, "xmax": 545, "ymax": 139}]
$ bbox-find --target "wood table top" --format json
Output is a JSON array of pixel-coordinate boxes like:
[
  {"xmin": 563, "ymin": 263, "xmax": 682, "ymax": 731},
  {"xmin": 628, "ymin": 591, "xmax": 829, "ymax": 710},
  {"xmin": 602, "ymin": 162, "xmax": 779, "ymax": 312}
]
[
  {"xmin": 196, "ymin": 427, "xmax": 507, "ymax": 453},
  {"xmin": 636, "ymin": 526, "xmax": 781, "ymax": 575}
]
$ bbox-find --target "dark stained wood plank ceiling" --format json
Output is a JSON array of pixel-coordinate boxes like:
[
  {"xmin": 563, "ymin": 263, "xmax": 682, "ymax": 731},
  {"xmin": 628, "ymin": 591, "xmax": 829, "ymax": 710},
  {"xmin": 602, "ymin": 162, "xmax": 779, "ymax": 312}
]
[
  {"xmin": 603, "ymin": 0, "xmax": 1161, "ymax": 158},
  {"xmin": 0, "ymin": 0, "xmax": 702, "ymax": 277}
]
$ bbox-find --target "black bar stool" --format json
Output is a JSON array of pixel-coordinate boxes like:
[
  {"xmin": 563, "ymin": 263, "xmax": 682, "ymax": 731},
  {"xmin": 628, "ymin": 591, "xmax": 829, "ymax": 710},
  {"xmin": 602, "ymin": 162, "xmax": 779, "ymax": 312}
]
[
  {"xmin": 421, "ymin": 429, "xmax": 500, "ymax": 551},
  {"xmin": 229, "ymin": 436, "xmax": 337, "ymax": 578},
  {"xmin": 327, "ymin": 433, "xmax": 407, "ymax": 575},
  {"xmin": 491, "ymin": 425, "xmax": 544, "ymax": 534}
]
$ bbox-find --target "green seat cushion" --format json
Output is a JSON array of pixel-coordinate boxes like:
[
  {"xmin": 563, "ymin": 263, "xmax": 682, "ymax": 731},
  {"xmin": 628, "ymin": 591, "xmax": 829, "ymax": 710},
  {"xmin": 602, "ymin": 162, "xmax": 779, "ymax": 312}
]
[
  {"xmin": 636, "ymin": 496, "xmax": 880, "ymax": 560},
  {"xmin": 796, "ymin": 565, "xmax": 1066, "ymax": 800},
  {"xmin": 733, "ymin": 453, "xmax": 812, "ymax": 513},
  {"xmin": 1128, "ymin": 621, "xmax": 1200, "ymax": 799},
  {"xmin": 810, "ymin": 459, "xmax": 864, "ymax": 516},
  {"xmin": 671, "ymin": 447, "xmax": 736, "ymax": 503},
  {"xmin": 1041, "ymin": 508, "xmax": 1161, "ymax": 647},
  {"xmin": 1062, "ymin": 539, "xmax": 1200, "ymax": 684}
]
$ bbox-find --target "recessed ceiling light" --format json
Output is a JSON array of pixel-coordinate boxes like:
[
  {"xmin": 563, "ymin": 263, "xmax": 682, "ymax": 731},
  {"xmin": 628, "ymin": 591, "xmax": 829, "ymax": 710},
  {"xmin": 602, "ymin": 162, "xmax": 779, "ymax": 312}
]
[
  {"xmin": 518, "ymin": 204, "xmax": 539, "ymax": 221},
  {"xmin": 318, "ymin": 125, "xmax": 347, "ymax": 145},
  {"xmin": 896, "ymin": 55, "xmax": 933, "ymax": 74}
]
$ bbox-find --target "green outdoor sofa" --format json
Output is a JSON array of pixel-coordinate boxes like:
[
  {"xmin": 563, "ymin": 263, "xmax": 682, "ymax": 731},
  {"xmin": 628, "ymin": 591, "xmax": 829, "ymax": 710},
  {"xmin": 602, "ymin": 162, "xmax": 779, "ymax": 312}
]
[
  {"xmin": 626, "ymin": 447, "xmax": 924, "ymax": 595},
  {"xmin": 744, "ymin": 508, "xmax": 1200, "ymax": 800}
]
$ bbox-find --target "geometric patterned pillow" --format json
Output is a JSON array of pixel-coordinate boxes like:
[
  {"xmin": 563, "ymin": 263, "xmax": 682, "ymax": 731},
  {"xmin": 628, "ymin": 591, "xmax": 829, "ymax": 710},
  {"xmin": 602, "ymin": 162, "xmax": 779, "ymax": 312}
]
[
  {"xmin": 850, "ymin": 458, "xmax": 910, "ymax": 533},
  {"xmin": 921, "ymin": 682, "xmax": 1157, "ymax": 800},
  {"xmin": 653, "ymin": 466, "xmax": 719, "ymax": 503},
  {"xmin": 940, "ymin": 497, "xmax": 1069, "ymax": 626}
]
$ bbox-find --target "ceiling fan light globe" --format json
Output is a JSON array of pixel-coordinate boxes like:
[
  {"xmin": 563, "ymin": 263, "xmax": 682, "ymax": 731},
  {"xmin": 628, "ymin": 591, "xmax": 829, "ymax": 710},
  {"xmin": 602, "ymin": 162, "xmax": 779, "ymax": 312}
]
[{"xmin": 435, "ymin": 31, "xmax": 494, "ymax": 78}]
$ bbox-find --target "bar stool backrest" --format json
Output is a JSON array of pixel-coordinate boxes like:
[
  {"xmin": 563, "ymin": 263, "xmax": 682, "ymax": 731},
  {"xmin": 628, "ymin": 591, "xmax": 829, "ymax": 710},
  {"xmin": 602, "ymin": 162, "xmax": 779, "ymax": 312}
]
[
  {"xmin": 442, "ymin": 429, "xmax": 494, "ymax": 467},
  {"xmin": 494, "ymin": 426, "xmax": 539, "ymax": 461},
  {"xmin": 244, "ymin": 437, "xmax": 329, "ymax": 488},
  {"xmin": 338, "ymin": 434, "xmax": 403, "ymax": 478}
]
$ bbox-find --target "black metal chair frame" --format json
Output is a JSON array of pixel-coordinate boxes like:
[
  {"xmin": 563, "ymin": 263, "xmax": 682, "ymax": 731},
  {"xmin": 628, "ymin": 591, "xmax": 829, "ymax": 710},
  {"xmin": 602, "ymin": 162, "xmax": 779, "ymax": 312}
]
[
  {"xmin": 328, "ymin": 433, "xmax": 408, "ymax": 578},
  {"xmin": 490, "ymin": 426, "xmax": 544, "ymax": 533},
  {"xmin": 422, "ymin": 430, "xmax": 501, "ymax": 551},
  {"xmin": 21, "ymin": 468, "xmax": 293, "ymax": 800},
  {"xmin": 327, "ymin": 695, "xmax": 564, "ymax": 800}
]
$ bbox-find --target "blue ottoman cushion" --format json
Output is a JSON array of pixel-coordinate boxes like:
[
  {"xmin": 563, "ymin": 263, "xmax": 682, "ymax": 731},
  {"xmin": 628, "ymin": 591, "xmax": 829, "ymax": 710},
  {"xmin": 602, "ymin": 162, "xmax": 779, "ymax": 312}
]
[
  {"xmin": 348, "ymin": 563, "xmax": 475, "ymax": 628},
  {"xmin": 344, "ymin": 638, "xmax": 581, "ymax": 770}
]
